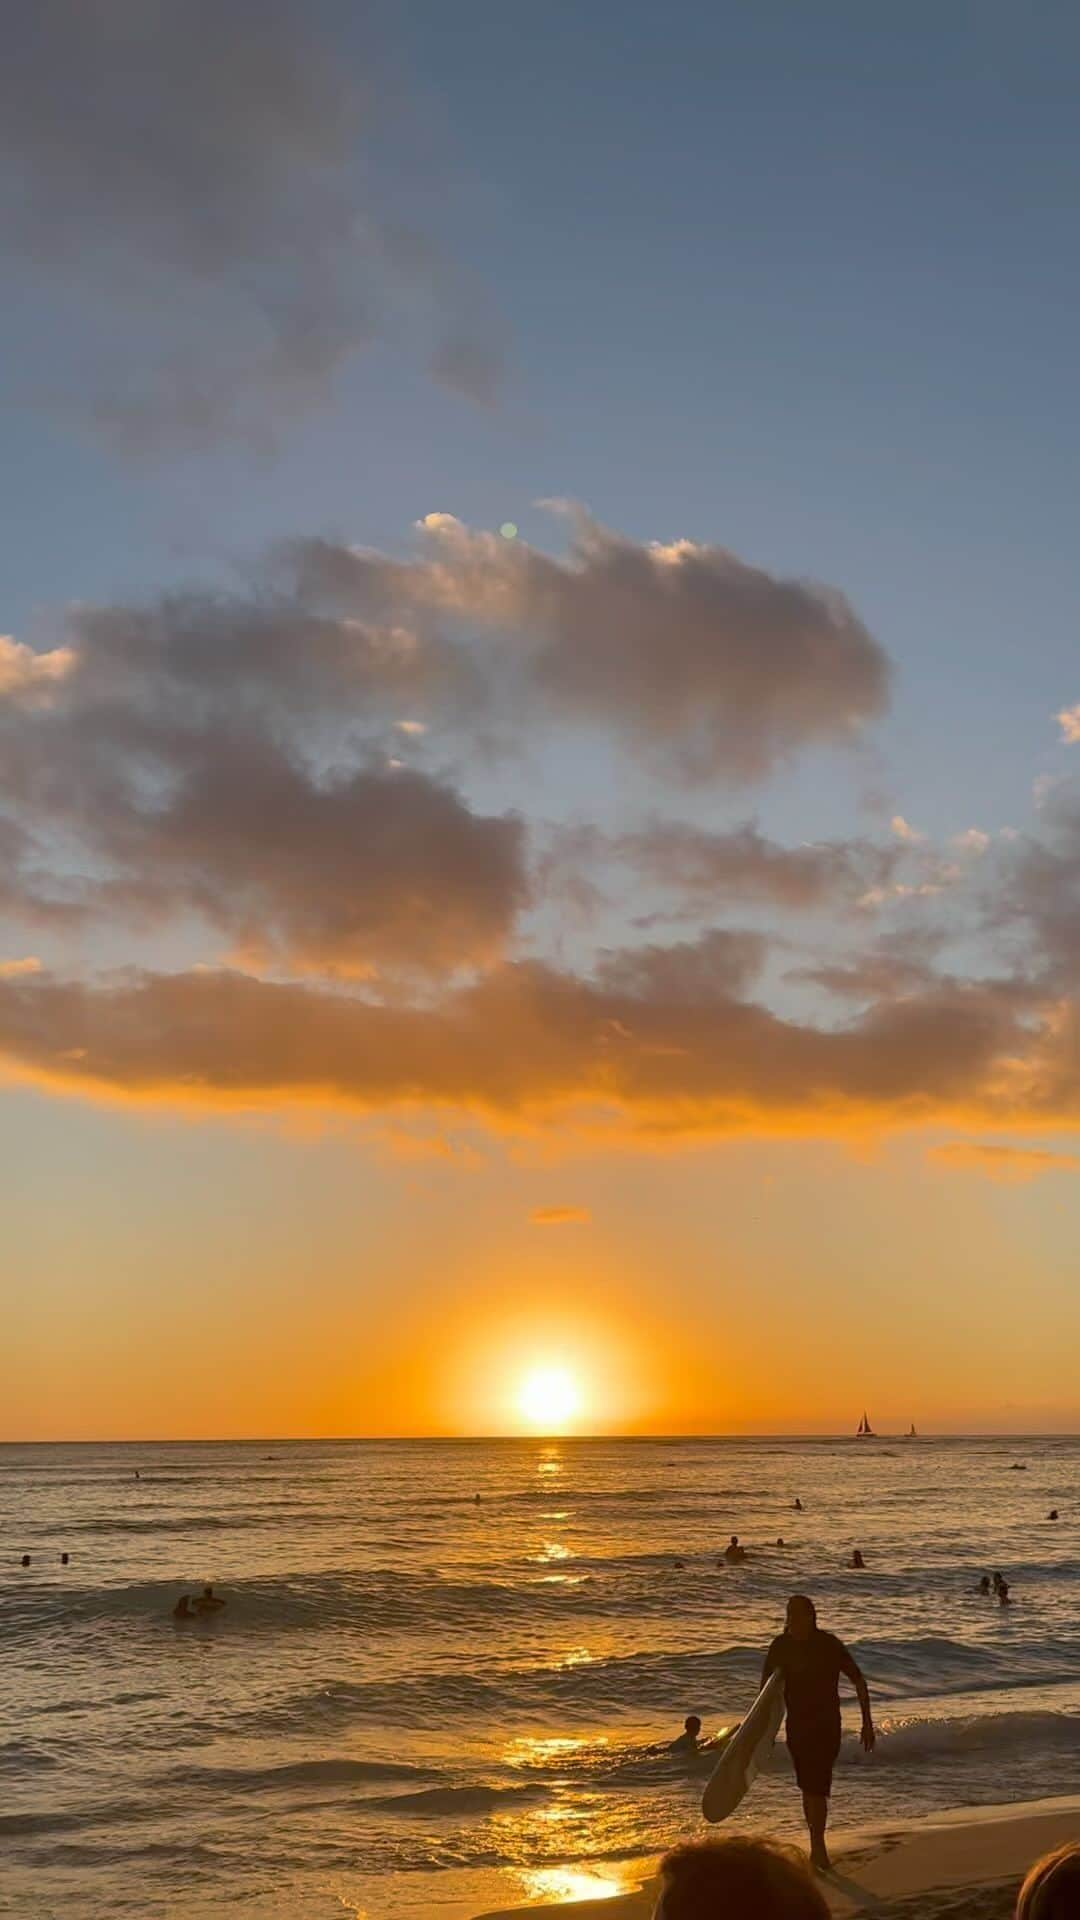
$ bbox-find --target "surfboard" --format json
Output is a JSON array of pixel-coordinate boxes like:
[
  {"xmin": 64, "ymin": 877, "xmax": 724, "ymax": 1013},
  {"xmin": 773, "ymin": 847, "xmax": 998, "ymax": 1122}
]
[{"xmin": 701, "ymin": 1667, "xmax": 785, "ymax": 1823}]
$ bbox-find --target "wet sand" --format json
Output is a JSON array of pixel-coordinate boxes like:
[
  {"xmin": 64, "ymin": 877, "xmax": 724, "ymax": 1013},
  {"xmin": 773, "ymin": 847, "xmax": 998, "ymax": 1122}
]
[{"xmin": 471, "ymin": 1793, "xmax": 1080, "ymax": 1919}]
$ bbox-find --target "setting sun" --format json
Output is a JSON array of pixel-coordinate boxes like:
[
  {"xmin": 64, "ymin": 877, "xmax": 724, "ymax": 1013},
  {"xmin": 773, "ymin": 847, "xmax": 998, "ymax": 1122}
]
[{"xmin": 517, "ymin": 1365, "xmax": 582, "ymax": 1432}]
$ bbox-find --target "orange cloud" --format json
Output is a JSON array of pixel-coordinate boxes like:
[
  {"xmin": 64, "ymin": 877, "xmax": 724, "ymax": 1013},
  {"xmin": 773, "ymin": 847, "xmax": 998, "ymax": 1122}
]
[
  {"xmin": 0, "ymin": 954, "xmax": 1072, "ymax": 1143},
  {"xmin": 927, "ymin": 1141, "xmax": 1080, "ymax": 1181},
  {"xmin": 530, "ymin": 1205, "xmax": 592, "ymax": 1226}
]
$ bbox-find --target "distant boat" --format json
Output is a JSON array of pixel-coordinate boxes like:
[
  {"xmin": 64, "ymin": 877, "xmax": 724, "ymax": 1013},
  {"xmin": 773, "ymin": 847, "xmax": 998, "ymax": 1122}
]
[
  {"xmin": 856, "ymin": 1411, "xmax": 875, "ymax": 1437},
  {"xmin": 906, "ymin": 1423, "xmax": 917, "ymax": 1438}
]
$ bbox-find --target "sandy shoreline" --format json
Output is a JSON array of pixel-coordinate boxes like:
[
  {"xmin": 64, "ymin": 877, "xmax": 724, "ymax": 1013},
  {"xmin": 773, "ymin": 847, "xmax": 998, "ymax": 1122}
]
[{"xmin": 470, "ymin": 1794, "xmax": 1080, "ymax": 1919}]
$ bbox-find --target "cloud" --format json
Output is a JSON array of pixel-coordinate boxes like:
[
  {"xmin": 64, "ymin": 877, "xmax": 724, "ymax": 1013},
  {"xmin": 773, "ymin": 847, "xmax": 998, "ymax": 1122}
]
[
  {"xmin": 0, "ymin": 636, "xmax": 77, "ymax": 702},
  {"xmin": 1056, "ymin": 705, "xmax": 1080, "ymax": 745},
  {"xmin": 614, "ymin": 820, "xmax": 897, "ymax": 911},
  {"xmin": 0, "ymin": 957, "xmax": 1051, "ymax": 1140},
  {"xmin": 986, "ymin": 785, "xmax": 1080, "ymax": 991},
  {"xmin": 530, "ymin": 1205, "xmax": 592, "ymax": 1225},
  {"xmin": 890, "ymin": 815, "xmax": 924, "ymax": 843},
  {"xmin": 298, "ymin": 510, "xmax": 889, "ymax": 783},
  {"xmin": 595, "ymin": 928, "xmax": 768, "ymax": 1001},
  {"xmin": 952, "ymin": 828, "xmax": 990, "ymax": 856},
  {"xmin": 0, "ymin": 1, "xmax": 499, "ymax": 445},
  {"xmin": 0, "ymin": 577, "xmax": 522, "ymax": 974},
  {"xmin": 927, "ymin": 1142, "xmax": 1080, "ymax": 1181},
  {"xmin": 0, "ymin": 956, "xmax": 42, "ymax": 979}
]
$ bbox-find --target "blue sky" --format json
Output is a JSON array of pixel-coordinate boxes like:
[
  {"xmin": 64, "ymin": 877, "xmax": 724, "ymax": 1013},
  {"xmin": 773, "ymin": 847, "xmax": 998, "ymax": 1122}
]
[{"xmin": 5, "ymin": 0, "xmax": 1078, "ymax": 848}]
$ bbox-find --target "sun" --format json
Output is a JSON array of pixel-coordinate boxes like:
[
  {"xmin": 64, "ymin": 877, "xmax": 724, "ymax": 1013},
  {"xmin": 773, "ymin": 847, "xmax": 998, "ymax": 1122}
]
[{"xmin": 517, "ymin": 1365, "xmax": 582, "ymax": 1432}]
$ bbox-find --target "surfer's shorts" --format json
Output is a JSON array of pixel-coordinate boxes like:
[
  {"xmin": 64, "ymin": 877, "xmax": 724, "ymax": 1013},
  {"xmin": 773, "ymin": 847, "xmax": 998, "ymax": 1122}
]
[{"xmin": 787, "ymin": 1723, "xmax": 841, "ymax": 1798}]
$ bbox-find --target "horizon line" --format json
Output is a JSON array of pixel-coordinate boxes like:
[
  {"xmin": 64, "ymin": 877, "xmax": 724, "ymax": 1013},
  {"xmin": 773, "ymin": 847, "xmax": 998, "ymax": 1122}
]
[{"xmin": 3, "ymin": 1429, "xmax": 1079, "ymax": 1447}]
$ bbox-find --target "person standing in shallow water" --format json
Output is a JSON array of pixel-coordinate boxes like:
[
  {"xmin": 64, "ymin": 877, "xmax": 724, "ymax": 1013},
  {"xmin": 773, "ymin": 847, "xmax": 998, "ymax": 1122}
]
[{"xmin": 762, "ymin": 1594, "xmax": 875, "ymax": 1872}]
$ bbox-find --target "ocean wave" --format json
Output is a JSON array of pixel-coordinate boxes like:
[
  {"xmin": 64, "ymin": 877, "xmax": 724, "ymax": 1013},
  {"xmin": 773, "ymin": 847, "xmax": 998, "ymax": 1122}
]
[
  {"xmin": 177, "ymin": 1756, "xmax": 437, "ymax": 1793},
  {"xmin": 243, "ymin": 1631, "xmax": 1080, "ymax": 1734},
  {"xmin": 855, "ymin": 1706, "xmax": 1080, "ymax": 1766},
  {"xmin": 362, "ymin": 1783, "xmax": 551, "ymax": 1816}
]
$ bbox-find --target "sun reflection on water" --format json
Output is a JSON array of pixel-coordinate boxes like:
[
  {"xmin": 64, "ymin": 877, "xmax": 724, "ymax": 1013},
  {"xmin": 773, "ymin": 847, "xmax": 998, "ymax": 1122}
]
[{"xmin": 516, "ymin": 1866, "xmax": 625, "ymax": 1903}]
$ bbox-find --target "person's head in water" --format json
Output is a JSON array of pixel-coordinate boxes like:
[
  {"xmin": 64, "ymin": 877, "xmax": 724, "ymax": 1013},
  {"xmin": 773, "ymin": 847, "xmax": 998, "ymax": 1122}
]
[
  {"xmin": 20, "ymin": 1554, "xmax": 30, "ymax": 1567},
  {"xmin": 785, "ymin": 1594, "xmax": 817, "ymax": 1641},
  {"xmin": 998, "ymin": 1580, "xmax": 1011, "ymax": 1604},
  {"xmin": 173, "ymin": 1595, "xmax": 192, "ymax": 1618},
  {"xmin": 979, "ymin": 1576, "xmax": 991, "ymax": 1594},
  {"xmin": 60, "ymin": 1553, "xmax": 69, "ymax": 1566},
  {"xmin": 683, "ymin": 1715, "xmax": 702, "ymax": 1739},
  {"xmin": 654, "ymin": 1836, "xmax": 829, "ymax": 1920},
  {"xmin": 730, "ymin": 1535, "xmax": 739, "ymax": 1547},
  {"xmin": 1016, "ymin": 1842, "xmax": 1080, "ymax": 1920},
  {"xmin": 850, "ymin": 1550, "xmax": 865, "ymax": 1569},
  {"xmin": 993, "ymin": 1571, "xmax": 1005, "ymax": 1589},
  {"xmin": 203, "ymin": 1586, "xmax": 214, "ymax": 1599}
]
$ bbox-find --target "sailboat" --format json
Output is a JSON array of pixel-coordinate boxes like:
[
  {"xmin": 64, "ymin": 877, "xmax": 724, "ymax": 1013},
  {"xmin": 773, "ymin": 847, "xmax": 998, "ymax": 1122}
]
[
  {"xmin": 856, "ymin": 1410, "xmax": 875, "ymax": 1437},
  {"xmin": 906, "ymin": 1422, "xmax": 917, "ymax": 1439}
]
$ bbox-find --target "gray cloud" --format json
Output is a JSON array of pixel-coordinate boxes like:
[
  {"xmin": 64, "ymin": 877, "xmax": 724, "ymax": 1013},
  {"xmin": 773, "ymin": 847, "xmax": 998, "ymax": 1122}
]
[
  {"xmin": 990, "ymin": 785, "xmax": 1080, "ymax": 990},
  {"xmin": 0, "ymin": 572, "xmax": 522, "ymax": 974},
  {"xmin": 614, "ymin": 819, "xmax": 898, "ymax": 909},
  {"xmin": 293, "ymin": 511, "xmax": 890, "ymax": 784},
  {"xmin": 0, "ymin": 0, "xmax": 499, "ymax": 445}
]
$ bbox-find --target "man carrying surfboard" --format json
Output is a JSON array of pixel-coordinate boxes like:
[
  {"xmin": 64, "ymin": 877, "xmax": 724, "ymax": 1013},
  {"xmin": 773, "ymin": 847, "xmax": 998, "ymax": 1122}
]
[{"xmin": 761, "ymin": 1594, "xmax": 875, "ymax": 1871}]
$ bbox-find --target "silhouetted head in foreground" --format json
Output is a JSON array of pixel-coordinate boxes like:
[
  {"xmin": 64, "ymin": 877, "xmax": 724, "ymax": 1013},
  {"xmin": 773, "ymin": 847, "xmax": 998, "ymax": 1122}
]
[
  {"xmin": 684, "ymin": 1715, "xmax": 701, "ymax": 1738},
  {"xmin": 654, "ymin": 1837, "xmax": 829, "ymax": 1920},
  {"xmin": 1016, "ymin": 1843, "xmax": 1080, "ymax": 1920},
  {"xmin": 785, "ymin": 1594, "xmax": 817, "ymax": 1641}
]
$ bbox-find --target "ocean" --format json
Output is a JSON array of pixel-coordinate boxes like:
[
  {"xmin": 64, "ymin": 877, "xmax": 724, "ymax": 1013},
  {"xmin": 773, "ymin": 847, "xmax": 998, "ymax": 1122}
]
[{"xmin": 3, "ymin": 1436, "xmax": 1079, "ymax": 1919}]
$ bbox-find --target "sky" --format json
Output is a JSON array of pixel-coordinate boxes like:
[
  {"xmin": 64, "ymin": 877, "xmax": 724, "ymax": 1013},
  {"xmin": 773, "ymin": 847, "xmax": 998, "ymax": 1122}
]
[{"xmin": 3, "ymin": 0, "xmax": 1080, "ymax": 1441}]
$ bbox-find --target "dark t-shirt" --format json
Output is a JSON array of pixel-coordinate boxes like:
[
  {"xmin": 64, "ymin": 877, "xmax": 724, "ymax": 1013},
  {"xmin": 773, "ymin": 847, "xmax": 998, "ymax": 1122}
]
[{"xmin": 764, "ymin": 1628, "xmax": 850, "ymax": 1733}]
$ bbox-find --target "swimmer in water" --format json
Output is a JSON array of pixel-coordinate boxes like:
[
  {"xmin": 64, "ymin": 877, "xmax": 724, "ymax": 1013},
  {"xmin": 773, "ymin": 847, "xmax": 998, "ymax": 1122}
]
[
  {"xmin": 992, "ymin": 1571, "xmax": 1006, "ymax": 1594},
  {"xmin": 668, "ymin": 1714, "xmax": 708, "ymax": 1754},
  {"xmin": 194, "ymin": 1584, "xmax": 225, "ymax": 1614},
  {"xmin": 20, "ymin": 1554, "xmax": 30, "ymax": 1568},
  {"xmin": 722, "ymin": 1535, "xmax": 748, "ymax": 1564},
  {"xmin": 848, "ymin": 1550, "xmax": 866, "ymax": 1569},
  {"xmin": 998, "ymin": 1580, "xmax": 1012, "ymax": 1606},
  {"xmin": 776, "ymin": 1537, "xmax": 785, "ymax": 1548},
  {"xmin": 1048, "ymin": 1509, "xmax": 1059, "ymax": 1521},
  {"xmin": 794, "ymin": 1498, "xmax": 804, "ymax": 1512},
  {"xmin": 978, "ymin": 1575, "xmax": 991, "ymax": 1594},
  {"xmin": 173, "ymin": 1595, "xmax": 194, "ymax": 1619}
]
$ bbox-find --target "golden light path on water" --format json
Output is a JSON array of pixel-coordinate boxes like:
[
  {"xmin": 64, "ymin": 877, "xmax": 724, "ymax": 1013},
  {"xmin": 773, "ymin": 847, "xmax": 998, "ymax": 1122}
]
[{"xmin": 516, "ymin": 1866, "xmax": 626, "ymax": 1903}]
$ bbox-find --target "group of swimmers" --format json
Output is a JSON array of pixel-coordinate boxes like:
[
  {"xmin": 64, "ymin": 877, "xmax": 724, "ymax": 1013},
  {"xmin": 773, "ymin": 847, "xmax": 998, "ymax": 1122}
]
[
  {"xmin": 978, "ymin": 1571, "xmax": 1014, "ymax": 1605},
  {"xmin": 173, "ymin": 1584, "xmax": 226, "ymax": 1620},
  {"xmin": 717, "ymin": 1508, "xmax": 867, "ymax": 1570},
  {"xmin": 18, "ymin": 1553, "xmax": 70, "ymax": 1566}
]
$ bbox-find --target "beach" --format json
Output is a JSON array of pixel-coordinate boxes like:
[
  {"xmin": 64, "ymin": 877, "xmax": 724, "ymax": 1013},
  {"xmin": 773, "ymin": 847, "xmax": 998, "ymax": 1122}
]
[
  {"xmin": 472, "ymin": 1796, "xmax": 1080, "ymax": 1920},
  {"xmin": 4, "ymin": 1436, "xmax": 1078, "ymax": 1918}
]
